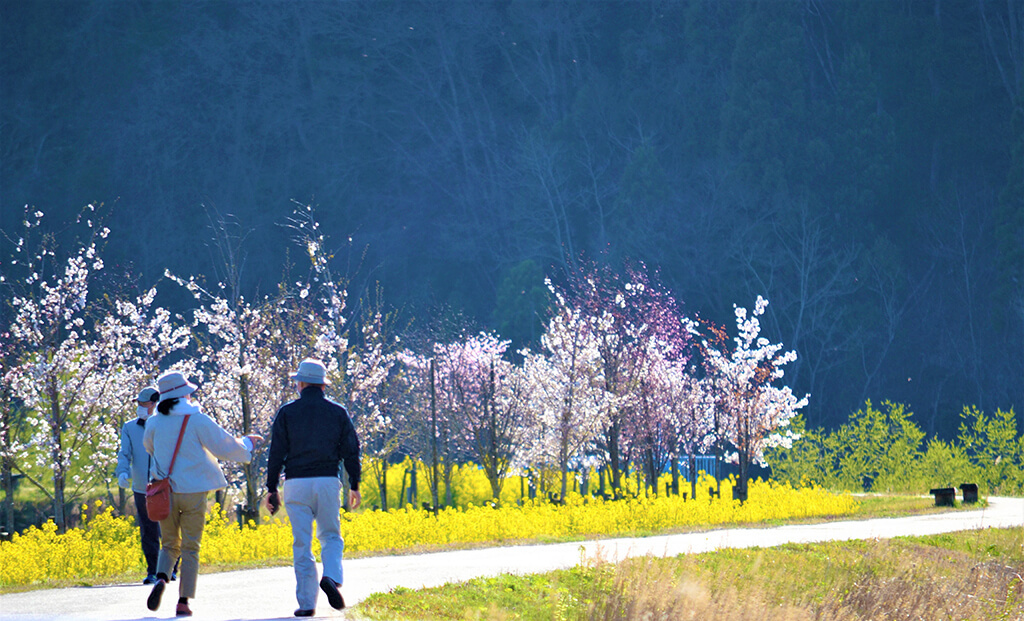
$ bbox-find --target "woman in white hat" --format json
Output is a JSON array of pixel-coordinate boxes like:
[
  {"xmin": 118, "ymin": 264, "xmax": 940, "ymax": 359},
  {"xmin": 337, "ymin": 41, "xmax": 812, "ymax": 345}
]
[{"xmin": 143, "ymin": 370, "xmax": 261, "ymax": 617}]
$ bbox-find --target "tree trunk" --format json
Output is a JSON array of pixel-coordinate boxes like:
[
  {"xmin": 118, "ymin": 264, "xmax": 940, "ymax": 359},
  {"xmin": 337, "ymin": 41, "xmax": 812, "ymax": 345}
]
[
  {"xmin": 1, "ymin": 399, "xmax": 13, "ymax": 535},
  {"xmin": 239, "ymin": 374, "xmax": 260, "ymax": 525},
  {"xmin": 607, "ymin": 421, "xmax": 622, "ymax": 492},
  {"xmin": 735, "ymin": 448, "xmax": 749, "ymax": 503},
  {"xmin": 48, "ymin": 380, "xmax": 66, "ymax": 533},
  {"xmin": 645, "ymin": 448, "xmax": 657, "ymax": 495},
  {"xmin": 2, "ymin": 457, "xmax": 12, "ymax": 536},
  {"xmin": 689, "ymin": 454, "xmax": 697, "ymax": 501},
  {"xmin": 443, "ymin": 462, "xmax": 454, "ymax": 507},
  {"xmin": 670, "ymin": 458, "xmax": 679, "ymax": 496},
  {"xmin": 400, "ymin": 468, "xmax": 408, "ymax": 507},
  {"xmin": 714, "ymin": 444, "xmax": 722, "ymax": 499},
  {"xmin": 409, "ymin": 462, "xmax": 418, "ymax": 505},
  {"xmin": 560, "ymin": 465, "xmax": 568, "ymax": 500},
  {"xmin": 484, "ymin": 363, "xmax": 502, "ymax": 502},
  {"xmin": 429, "ymin": 360, "xmax": 440, "ymax": 510}
]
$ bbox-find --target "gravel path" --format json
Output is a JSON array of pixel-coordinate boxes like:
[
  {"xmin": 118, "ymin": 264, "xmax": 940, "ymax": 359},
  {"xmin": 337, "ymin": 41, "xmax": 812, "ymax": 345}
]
[{"xmin": 1, "ymin": 497, "xmax": 1021, "ymax": 620}]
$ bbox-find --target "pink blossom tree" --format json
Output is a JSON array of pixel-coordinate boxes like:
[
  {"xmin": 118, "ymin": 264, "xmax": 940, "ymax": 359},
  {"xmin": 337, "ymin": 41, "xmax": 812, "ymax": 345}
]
[
  {"xmin": 659, "ymin": 357, "xmax": 714, "ymax": 499},
  {"xmin": 428, "ymin": 332, "xmax": 533, "ymax": 502},
  {"xmin": 553, "ymin": 261, "xmax": 692, "ymax": 494},
  {"xmin": 396, "ymin": 346, "xmax": 468, "ymax": 508}
]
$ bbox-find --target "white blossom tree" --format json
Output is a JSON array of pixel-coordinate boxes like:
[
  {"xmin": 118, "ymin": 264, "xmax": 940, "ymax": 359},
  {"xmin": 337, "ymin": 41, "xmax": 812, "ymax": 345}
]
[
  {"xmin": 341, "ymin": 305, "xmax": 408, "ymax": 510},
  {"xmin": 429, "ymin": 333, "xmax": 533, "ymax": 502},
  {"xmin": 691, "ymin": 296, "xmax": 809, "ymax": 500},
  {"xmin": 522, "ymin": 297, "xmax": 610, "ymax": 500},
  {"xmin": 3, "ymin": 206, "xmax": 189, "ymax": 531}
]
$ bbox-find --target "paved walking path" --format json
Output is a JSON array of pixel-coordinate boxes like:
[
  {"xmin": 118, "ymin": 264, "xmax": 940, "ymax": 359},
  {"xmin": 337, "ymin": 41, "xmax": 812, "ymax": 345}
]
[{"xmin": 2, "ymin": 497, "xmax": 1021, "ymax": 620}]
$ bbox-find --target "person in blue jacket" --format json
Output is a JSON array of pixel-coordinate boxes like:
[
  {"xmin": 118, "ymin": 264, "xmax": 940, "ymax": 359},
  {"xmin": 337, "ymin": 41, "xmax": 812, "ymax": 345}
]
[{"xmin": 115, "ymin": 386, "xmax": 169, "ymax": 584}]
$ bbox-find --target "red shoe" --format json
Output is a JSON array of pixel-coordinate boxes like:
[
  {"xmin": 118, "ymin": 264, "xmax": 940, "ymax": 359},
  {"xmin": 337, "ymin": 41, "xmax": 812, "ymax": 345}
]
[{"xmin": 176, "ymin": 601, "xmax": 193, "ymax": 616}]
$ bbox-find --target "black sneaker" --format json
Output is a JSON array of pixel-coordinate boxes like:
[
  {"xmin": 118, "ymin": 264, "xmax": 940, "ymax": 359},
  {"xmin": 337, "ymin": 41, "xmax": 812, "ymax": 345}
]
[
  {"xmin": 319, "ymin": 576, "xmax": 345, "ymax": 610},
  {"xmin": 294, "ymin": 609, "xmax": 315, "ymax": 617},
  {"xmin": 147, "ymin": 579, "xmax": 166, "ymax": 611}
]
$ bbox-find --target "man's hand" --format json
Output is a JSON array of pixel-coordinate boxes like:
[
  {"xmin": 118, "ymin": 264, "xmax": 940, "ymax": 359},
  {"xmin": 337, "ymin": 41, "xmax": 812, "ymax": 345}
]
[
  {"xmin": 348, "ymin": 489, "xmax": 362, "ymax": 510},
  {"xmin": 117, "ymin": 473, "xmax": 130, "ymax": 489},
  {"xmin": 265, "ymin": 491, "xmax": 281, "ymax": 515}
]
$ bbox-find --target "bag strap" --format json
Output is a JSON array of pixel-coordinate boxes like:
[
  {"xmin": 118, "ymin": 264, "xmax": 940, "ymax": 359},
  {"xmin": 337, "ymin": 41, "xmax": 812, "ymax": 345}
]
[{"xmin": 166, "ymin": 415, "xmax": 191, "ymax": 476}]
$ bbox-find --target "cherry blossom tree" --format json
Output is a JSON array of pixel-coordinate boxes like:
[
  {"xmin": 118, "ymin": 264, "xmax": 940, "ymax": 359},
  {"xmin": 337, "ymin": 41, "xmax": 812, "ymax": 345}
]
[
  {"xmin": 395, "ymin": 347, "xmax": 466, "ymax": 508},
  {"xmin": 478, "ymin": 356, "xmax": 534, "ymax": 501},
  {"xmin": 690, "ymin": 296, "xmax": 808, "ymax": 500},
  {"xmin": 522, "ymin": 290, "xmax": 610, "ymax": 500},
  {"xmin": 393, "ymin": 350, "xmax": 442, "ymax": 507},
  {"xmin": 170, "ymin": 280, "xmax": 285, "ymax": 518},
  {"xmin": 553, "ymin": 261, "xmax": 692, "ymax": 493},
  {"xmin": 341, "ymin": 305, "xmax": 407, "ymax": 510},
  {"xmin": 664, "ymin": 367, "xmax": 715, "ymax": 500},
  {"xmin": 166, "ymin": 203, "xmax": 350, "ymax": 520},
  {"xmin": 428, "ymin": 333, "xmax": 533, "ymax": 502},
  {"xmin": 624, "ymin": 344, "xmax": 700, "ymax": 495},
  {"xmin": 3, "ymin": 206, "xmax": 189, "ymax": 531}
]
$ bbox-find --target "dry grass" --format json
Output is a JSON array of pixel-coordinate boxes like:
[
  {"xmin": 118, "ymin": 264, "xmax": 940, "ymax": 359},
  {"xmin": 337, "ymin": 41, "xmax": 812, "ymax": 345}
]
[
  {"xmin": 572, "ymin": 531, "xmax": 1024, "ymax": 621},
  {"xmin": 357, "ymin": 528, "xmax": 1023, "ymax": 621}
]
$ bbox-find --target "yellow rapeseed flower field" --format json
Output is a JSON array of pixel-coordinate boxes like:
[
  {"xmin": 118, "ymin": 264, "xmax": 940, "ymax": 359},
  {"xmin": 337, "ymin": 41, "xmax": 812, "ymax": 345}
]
[{"xmin": 0, "ymin": 476, "xmax": 856, "ymax": 587}]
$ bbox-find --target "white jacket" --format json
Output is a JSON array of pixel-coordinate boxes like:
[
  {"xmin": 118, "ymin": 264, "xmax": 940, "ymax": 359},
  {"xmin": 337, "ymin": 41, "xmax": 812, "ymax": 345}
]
[{"xmin": 143, "ymin": 400, "xmax": 252, "ymax": 494}]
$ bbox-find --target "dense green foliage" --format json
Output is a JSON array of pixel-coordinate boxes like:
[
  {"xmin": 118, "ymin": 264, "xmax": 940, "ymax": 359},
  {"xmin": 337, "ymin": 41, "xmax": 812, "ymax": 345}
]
[
  {"xmin": 2, "ymin": 1, "xmax": 1021, "ymax": 433},
  {"xmin": 767, "ymin": 402, "xmax": 1024, "ymax": 495}
]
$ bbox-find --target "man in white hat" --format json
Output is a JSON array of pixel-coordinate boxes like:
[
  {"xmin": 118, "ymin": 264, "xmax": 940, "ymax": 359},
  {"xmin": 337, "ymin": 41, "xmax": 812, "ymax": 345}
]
[
  {"xmin": 265, "ymin": 358, "xmax": 362, "ymax": 617},
  {"xmin": 115, "ymin": 386, "xmax": 168, "ymax": 584}
]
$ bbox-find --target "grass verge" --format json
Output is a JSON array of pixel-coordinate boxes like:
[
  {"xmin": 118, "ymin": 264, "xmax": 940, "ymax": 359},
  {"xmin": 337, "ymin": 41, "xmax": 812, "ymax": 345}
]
[{"xmin": 355, "ymin": 526, "xmax": 1024, "ymax": 621}]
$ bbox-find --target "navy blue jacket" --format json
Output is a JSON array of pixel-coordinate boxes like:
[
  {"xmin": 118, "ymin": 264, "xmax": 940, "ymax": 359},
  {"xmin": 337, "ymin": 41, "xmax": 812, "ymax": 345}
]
[{"xmin": 266, "ymin": 386, "xmax": 361, "ymax": 493}]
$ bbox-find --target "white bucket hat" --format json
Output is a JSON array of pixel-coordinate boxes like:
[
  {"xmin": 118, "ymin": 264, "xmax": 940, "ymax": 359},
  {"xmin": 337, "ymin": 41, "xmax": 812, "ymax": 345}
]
[
  {"xmin": 290, "ymin": 359, "xmax": 329, "ymax": 385},
  {"xmin": 156, "ymin": 371, "xmax": 197, "ymax": 401},
  {"xmin": 136, "ymin": 387, "xmax": 159, "ymax": 403}
]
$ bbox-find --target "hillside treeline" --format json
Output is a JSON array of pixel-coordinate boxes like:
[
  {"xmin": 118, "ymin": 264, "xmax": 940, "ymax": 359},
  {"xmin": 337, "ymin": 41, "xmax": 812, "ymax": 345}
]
[{"xmin": 2, "ymin": 1, "xmax": 1022, "ymax": 433}]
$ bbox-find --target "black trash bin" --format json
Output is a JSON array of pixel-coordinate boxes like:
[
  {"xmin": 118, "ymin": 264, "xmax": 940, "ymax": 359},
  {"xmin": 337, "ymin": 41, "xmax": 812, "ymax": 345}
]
[
  {"xmin": 929, "ymin": 487, "xmax": 956, "ymax": 507},
  {"xmin": 959, "ymin": 483, "xmax": 978, "ymax": 503}
]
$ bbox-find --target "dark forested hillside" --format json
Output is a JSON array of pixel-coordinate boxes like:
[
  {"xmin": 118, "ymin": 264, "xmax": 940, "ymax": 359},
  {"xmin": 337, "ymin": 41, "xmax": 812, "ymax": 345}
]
[{"xmin": 2, "ymin": 0, "xmax": 1021, "ymax": 433}]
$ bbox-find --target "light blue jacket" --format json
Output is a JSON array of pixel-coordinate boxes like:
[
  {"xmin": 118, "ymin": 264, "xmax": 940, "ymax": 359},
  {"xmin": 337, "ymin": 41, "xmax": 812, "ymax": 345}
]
[{"xmin": 115, "ymin": 417, "xmax": 153, "ymax": 493}]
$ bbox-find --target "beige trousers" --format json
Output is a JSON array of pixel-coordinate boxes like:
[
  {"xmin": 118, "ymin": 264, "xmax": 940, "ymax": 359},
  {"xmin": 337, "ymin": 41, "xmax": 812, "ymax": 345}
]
[{"xmin": 157, "ymin": 491, "xmax": 209, "ymax": 599}]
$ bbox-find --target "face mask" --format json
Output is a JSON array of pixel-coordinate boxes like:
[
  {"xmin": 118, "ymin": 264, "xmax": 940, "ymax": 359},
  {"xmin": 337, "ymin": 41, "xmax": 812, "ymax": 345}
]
[{"xmin": 137, "ymin": 406, "xmax": 150, "ymax": 420}]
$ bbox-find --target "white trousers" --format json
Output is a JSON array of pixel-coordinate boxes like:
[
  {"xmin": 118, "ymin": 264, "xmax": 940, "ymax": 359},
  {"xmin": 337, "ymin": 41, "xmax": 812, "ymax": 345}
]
[{"xmin": 283, "ymin": 477, "xmax": 344, "ymax": 610}]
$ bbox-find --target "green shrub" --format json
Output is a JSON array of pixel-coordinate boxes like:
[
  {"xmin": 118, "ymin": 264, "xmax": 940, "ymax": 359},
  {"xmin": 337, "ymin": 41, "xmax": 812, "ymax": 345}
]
[{"xmin": 767, "ymin": 403, "xmax": 1022, "ymax": 496}]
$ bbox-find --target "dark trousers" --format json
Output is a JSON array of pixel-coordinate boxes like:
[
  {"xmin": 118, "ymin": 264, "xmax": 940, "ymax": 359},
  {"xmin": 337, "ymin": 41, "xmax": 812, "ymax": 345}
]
[{"xmin": 134, "ymin": 491, "xmax": 161, "ymax": 575}]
